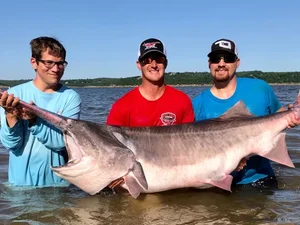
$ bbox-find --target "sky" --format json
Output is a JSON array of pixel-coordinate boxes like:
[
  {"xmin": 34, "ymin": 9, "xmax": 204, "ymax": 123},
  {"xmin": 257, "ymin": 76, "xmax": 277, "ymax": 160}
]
[{"xmin": 0, "ymin": 0, "xmax": 299, "ymax": 80}]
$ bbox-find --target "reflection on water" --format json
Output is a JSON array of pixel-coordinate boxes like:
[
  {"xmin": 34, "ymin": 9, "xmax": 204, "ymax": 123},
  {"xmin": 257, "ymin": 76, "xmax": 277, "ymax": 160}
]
[{"xmin": 0, "ymin": 85, "xmax": 300, "ymax": 225}]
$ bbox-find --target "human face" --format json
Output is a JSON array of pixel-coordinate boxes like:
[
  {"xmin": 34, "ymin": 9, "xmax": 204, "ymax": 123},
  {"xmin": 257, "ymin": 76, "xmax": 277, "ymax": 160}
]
[
  {"xmin": 208, "ymin": 52, "xmax": 240, "ymax": 82},
  {"xmin": 137, "ymin": 53, "xmax": 167, "ymax": 83},
  {"xmin": 31, "ymin": 49, "xmax": 66, "ymax": 91}
]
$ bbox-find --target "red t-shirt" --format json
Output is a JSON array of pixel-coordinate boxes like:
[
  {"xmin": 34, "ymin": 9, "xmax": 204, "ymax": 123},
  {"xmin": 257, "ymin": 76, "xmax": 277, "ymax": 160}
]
[{"xmin": 106, "ymin": 85, "xmax": 195, "ymax": 127}]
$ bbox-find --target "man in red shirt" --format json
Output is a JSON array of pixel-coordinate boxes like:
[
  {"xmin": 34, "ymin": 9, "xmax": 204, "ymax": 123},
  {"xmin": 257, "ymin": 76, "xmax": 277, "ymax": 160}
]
[{"xmin": 106, "ymin": 38, "xmax": 194, "ymax": 126}]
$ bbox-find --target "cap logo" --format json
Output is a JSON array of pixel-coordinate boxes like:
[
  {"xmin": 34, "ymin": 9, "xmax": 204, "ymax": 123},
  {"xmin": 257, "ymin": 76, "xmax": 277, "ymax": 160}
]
[
  {"xmin": 143, "ymin": 42, "xmax": 161, "ymax": 50},
  {"xmin": 214, "ymin": 40, "xmax": 232, "ymax": 50}
]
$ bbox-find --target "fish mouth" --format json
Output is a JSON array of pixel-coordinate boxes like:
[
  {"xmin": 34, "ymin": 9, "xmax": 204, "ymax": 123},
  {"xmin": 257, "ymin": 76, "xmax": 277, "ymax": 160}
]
[{"xmin": 52, "ymin": 131, "xmax": 84, "ymax": 169}]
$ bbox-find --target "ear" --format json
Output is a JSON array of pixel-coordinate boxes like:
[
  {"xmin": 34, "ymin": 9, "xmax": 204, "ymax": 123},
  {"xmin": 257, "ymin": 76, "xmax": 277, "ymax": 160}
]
[
  {"xmin": 136, "ymin": 61, "xmax": 142, "ymax": 71},
  {"xmin": 164, "ymin": 59, "xmax": 168, "ymax": 69},
  {"xmin": 30, "ymin": 57, "xmax": 38, "ymax": 70},
  {"xmin": 236, "ymin": 58, "xmax": 240, "ymax": 68},
  {"xmin": 208, "ymin": 59, "xmax": 211, "ymax": 69}
]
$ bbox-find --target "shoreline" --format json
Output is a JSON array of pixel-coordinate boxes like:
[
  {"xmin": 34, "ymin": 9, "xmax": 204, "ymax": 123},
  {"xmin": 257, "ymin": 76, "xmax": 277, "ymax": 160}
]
[
  {"xmin": 0, "ymin": 83, "xmax": 299, "ymax": 89},
  {"xmin": 64, "ymin": 83, "xmax": 300, "ymax": 88}
]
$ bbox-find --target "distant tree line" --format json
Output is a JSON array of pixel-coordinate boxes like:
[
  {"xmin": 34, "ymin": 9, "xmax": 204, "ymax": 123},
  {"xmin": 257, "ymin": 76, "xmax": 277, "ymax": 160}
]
[{"xmin": 0, "ymin": 71, "xmax": 299, "ymax": 87}]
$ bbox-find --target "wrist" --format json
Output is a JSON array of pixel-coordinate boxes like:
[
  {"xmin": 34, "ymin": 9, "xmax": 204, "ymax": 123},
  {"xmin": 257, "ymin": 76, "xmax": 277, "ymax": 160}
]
[
  {"xmin": 5, "ymin": 111, "xmax": 17, "ymax": 120},
  {"xmin": 5, "ymin": 112, "xmax": 18, "ymax": 128},
  {"xmin": 28, "ymin": 117, "xmax": 37, "ymax": 127}
]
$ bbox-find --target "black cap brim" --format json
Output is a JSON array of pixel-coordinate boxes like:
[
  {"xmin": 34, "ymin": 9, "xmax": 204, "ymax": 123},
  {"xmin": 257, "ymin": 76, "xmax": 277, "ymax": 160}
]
[
  {"xmin": 207, "ymin": 50, "xmax": 237, "ymax": 57},
  {"xmin": 138, "ymin": 50, "xmax": 167, "ymax": 61}
]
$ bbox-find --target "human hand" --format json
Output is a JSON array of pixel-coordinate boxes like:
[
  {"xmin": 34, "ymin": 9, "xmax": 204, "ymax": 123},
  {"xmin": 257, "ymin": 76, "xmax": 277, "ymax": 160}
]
[
  {"xmin": 235, "ymin": 157, "xmax": 247, "ymax": 171},
  {"xmin": 0, "ymin": 91, "xmax": 36, "ymax": 122},
  {"xmin": 19, "ymin": 101, "xmax": 37, "ymax": 126},
  {"xmin": 288, "ymin": 104, "xmax": 293, "ymax": 110},
  {"xmin": 0, "ymin": 91, "xmax": 21, "ymax": 116},
  {"xmin": 287, "ymin": 104, "xmax": 299, "ymax": 128},
  {"xmin": 277, "ymin": 105, "xmax": 298, "ymax": 128}
]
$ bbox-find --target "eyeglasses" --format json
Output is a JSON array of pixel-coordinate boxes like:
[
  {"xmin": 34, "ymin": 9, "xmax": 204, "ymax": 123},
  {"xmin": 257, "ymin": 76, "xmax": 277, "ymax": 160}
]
[
  {"xmin": 37, "ymin": 59, "xmax": 68, "ymax": 69},
  {"xmin": 209, "ymin": 54, "xmax": 237, "ymax": 64},
  {"xmin": 140, "ymin": 56, "xmax": 166, "ymax": 65}
]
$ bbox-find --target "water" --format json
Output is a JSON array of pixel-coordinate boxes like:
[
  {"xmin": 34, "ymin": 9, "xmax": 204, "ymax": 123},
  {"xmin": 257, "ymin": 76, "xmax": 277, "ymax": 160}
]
[{"xmin": 0, "ymin": 85, "xmax": 300, "ymax": 225}]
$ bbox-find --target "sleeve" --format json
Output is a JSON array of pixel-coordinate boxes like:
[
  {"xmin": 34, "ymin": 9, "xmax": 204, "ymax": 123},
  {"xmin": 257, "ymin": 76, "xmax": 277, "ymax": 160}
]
[
  {"xmin": 106, "ymin": 100, "xmax": 128, "ymax": 126},
  {"xmin": 0, "ymin": 107, "xmax": 25, "ymax": 152},
  {"xmin": 265, "ymin": 83, "xmax": 282, "ymax": 114},
  {"xmin": 182, "ymin": 96, "xmax": 195, "ymax": 123},
  {"xmin": 28, "ymin": 91, "xmax": 81, "ymax": 151}
]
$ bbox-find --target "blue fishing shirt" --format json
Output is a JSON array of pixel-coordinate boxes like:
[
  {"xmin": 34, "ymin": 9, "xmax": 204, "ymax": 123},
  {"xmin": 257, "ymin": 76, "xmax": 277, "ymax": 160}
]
[
  {"xmin": 0, "ymin": 81, "xmax": 81, "ymax": 187},
  {"xmin": 192, "ymin": 77, "xmax": 282, "ymax": 184}
]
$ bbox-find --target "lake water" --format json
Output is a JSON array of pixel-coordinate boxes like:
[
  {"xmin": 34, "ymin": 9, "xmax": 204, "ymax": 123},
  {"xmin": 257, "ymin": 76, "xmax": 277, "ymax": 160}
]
[{"xmin": 0, "ymin": 85, "xmax": 300, "ymax": 225}]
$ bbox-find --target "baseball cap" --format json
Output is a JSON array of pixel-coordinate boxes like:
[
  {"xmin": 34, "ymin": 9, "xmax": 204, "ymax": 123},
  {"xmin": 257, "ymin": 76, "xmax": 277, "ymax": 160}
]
[
  {"xmin": 138, "ymin": 38, "xmax": 167, "ymax": 61},
  {"xmin": 207, "ymin": 39, "xmax": 238, "ymax": 57}
]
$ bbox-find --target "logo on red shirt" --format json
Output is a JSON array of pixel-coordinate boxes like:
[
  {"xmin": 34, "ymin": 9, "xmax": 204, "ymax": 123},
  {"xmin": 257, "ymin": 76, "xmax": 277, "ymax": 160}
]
[{"xmin": 160, "ymin": 112, "xmax": 176, "ymax": 125}]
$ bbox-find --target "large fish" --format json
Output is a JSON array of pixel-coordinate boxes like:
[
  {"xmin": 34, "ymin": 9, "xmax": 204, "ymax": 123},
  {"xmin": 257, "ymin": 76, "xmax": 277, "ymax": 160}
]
[
  {"xmin": 1, "ymin": 91, "xmax": 298, "ymax": 198},
  {"xmin": 0, "ymin": 92, "xmax": 148, "ymax": 198}
]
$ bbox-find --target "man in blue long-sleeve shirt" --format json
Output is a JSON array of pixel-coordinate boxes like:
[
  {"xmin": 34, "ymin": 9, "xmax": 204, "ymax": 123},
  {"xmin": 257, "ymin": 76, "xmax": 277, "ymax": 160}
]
[{"xmin": 0, "ymin": 36, "xmax": 81, "ymax": 187}]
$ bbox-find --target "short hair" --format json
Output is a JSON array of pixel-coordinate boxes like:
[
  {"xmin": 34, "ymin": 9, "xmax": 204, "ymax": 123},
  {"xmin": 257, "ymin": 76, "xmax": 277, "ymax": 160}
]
[{"xmin": 30, "ymin": 36, "xmax": 66, "ymax": 60}]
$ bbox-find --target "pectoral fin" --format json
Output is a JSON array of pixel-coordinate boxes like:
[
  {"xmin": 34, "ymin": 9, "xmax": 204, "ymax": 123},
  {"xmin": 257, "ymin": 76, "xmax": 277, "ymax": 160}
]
[
  {"xmin": 122, "ymin": 160, "xmax": 148, "ymax": 199},
  {"xmin": 124, "ymin": 175, "xmax": 144, "ymax": 198},
  {"xmin": 208, "ymin": 175, "xmax": 233, "ymax": 192},
  {"xmin": 131, "ymin": 161, "xmax": 148, "ymax": 190}
]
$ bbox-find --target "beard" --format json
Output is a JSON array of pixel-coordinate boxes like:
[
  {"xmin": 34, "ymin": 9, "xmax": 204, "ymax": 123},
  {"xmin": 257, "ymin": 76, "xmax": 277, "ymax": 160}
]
[
  {"xmin": 214, "ymin": 74, "xmax": 230, "ymax": 82},
  {"xmin": 214, "ymin": 71, "xmax": 230, "ymax": 82},
  {"xmin": 213, "ymin": 70, "xmax": 237, "ymax": 84}
]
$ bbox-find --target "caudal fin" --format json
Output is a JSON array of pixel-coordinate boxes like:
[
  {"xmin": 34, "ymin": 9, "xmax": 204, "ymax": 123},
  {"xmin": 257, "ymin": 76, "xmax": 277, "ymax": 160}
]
[{"xmin": 260, "ymin": 133, "xmax": 295, "ymax": 168}]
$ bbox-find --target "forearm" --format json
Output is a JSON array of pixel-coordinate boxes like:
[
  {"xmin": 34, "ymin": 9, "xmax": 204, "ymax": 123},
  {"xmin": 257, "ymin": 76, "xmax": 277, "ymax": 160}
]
[
  {"xmin": 0, "ymin": 118, "xmax": 24, "ymax": 152},
  {"xmin": 5, "ymin": 112, "xmax": 19, "ymax": 128}
]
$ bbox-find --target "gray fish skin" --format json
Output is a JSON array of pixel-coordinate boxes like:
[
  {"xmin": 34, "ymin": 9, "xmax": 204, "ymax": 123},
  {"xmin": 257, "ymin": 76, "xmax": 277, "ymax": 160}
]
[
  {"xmin": 2, "ymin": 92, "xmax": 298, "ymax": 198},
  {"xmin": 110, "ymin": 96, "xmax": 299, "ymax": 196}
]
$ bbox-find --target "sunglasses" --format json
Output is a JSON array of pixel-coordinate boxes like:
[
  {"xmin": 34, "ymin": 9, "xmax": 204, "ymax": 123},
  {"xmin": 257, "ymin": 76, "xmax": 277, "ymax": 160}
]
[
  {"xmin": 37, "ymin": 59, "xmax": 68, "ymax": 69},
  {"xmin": 209, "ymin": 54, "xmax": 237, "ymax": 64},
  {"xmin": 140, "ymin": 56, "xmax": 166, "ymax": 65}
]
